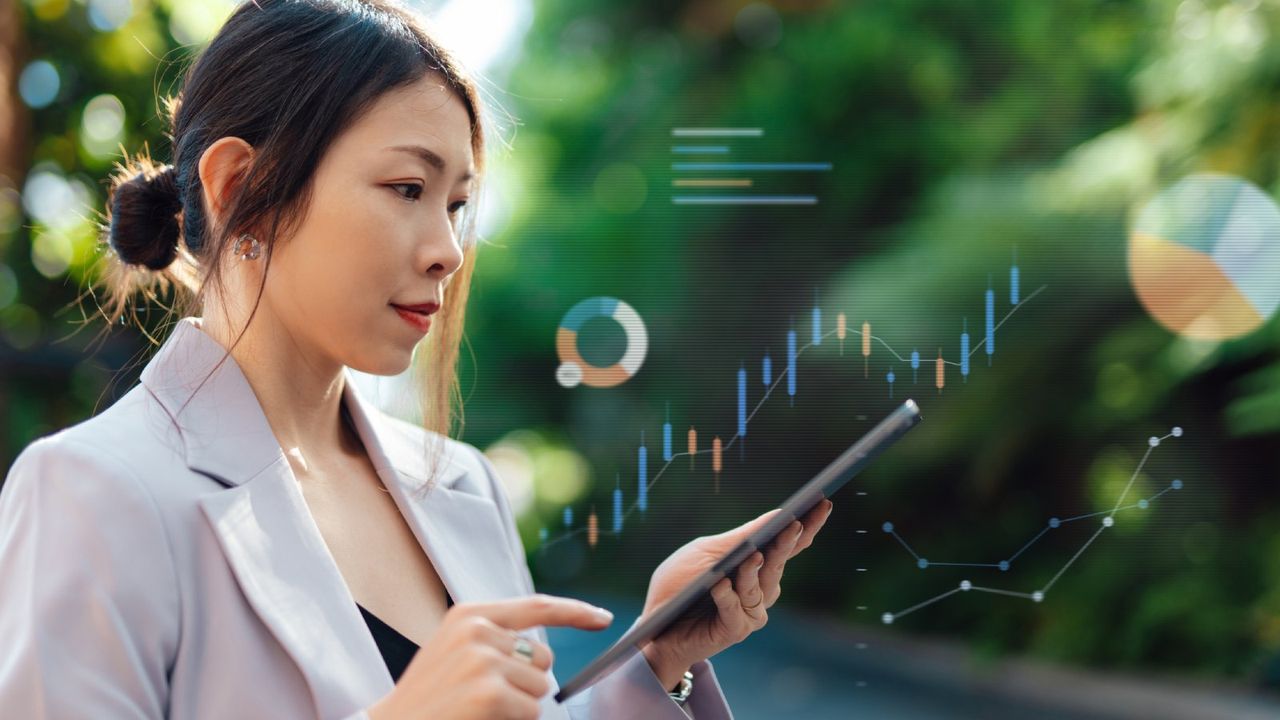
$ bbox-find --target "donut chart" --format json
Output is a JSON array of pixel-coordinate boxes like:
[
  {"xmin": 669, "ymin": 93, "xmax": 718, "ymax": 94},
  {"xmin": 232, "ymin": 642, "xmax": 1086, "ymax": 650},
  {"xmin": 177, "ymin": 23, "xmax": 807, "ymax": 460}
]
[
  {"xmin": 555, "ymin": 297, "xmax": 648, "ymax": 388},
  {"xmin": 1128, "ymin": 174, "xmax": 1280, "ymax": 340}
]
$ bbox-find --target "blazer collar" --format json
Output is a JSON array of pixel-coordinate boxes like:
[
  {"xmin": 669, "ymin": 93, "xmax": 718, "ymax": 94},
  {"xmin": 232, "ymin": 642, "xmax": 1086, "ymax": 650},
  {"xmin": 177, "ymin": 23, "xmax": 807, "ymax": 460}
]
[{"xmin": 138, "ymin": 317, "xmax": 462, "ymax": 490}]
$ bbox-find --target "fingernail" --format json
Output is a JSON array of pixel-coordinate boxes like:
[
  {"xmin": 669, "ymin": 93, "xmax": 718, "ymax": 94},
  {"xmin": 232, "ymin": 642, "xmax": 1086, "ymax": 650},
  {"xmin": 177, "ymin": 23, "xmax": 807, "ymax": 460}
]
[{"xmin": 593, "ymin": 607, "xmax": 614, "ymax": 622}]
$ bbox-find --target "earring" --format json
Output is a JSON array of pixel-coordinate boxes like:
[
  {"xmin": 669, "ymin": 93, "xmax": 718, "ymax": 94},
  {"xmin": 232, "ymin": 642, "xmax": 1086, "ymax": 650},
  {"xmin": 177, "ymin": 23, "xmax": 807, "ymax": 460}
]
[{"xmin": 233, "ymin": 234, "xmax": 261, "ymax": 261}]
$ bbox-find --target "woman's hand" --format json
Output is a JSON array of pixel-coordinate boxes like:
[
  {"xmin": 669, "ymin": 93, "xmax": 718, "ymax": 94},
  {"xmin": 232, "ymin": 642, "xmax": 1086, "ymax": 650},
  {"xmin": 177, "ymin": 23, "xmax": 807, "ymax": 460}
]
[
  {"xmin": 639, "ymin": 499, "xmax": 834, "ymax": 690},
  {"xmin": 367, "ymin": 594, "xmax": 613, "ymax": 720}
]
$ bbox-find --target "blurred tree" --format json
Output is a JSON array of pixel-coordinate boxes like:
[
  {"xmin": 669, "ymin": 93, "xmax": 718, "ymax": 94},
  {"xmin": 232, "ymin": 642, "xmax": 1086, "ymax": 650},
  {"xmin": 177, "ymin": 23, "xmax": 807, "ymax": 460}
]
[{"xmin": 0, "ymin": 0, "xmax": 27, "ymax": 181}]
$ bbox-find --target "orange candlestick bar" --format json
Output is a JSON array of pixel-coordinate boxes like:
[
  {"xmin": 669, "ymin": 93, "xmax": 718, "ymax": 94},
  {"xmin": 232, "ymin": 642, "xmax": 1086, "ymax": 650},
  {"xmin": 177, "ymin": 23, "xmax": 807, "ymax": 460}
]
[
  {"xmin": 837, "ymin": 312, "xmax": 847, "ymax": 354},
  {"xmin": 688, "ymin": 427, "xmax": 698, "ymax": 469},
  {"xmin": 587, "ymin": 508, "xmax": 599, "ymax": 547},
  {"xmin": 935, "ymin": 350, "xmax": 945, "ymax": 393},
  {"xmin": 862, "ymin": 322, "xmax": 871, "ymax": 377},
  {"xmin": 712, "ymin": 436, "xmax": 723, "ymax": 493}
]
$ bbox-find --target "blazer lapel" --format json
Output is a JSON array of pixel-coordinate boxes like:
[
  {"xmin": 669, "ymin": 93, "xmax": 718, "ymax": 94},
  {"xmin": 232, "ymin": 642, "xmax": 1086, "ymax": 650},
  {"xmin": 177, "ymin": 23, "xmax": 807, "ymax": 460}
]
[
  {"xmin": 140, "ymin": 319, "xmax": 390, "ymax": 716},
  {"xmin": 197, "ymin": 463, "xmax": 392, "ymax": 715},
  {"xmin": 340, "ymin": 376, "xmax": 531, "ymax": 606}
]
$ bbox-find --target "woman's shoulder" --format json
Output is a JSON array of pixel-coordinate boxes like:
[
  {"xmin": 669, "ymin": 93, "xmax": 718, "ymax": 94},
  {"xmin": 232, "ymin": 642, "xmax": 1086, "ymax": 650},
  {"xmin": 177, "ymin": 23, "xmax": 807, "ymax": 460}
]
[
  {"xmin": 3, "ymin": 383, "xmax": 191, "ymax": 508},
  {"xmin": 0, "ymin": 387, "xmax": 183, "ymax": 664}
]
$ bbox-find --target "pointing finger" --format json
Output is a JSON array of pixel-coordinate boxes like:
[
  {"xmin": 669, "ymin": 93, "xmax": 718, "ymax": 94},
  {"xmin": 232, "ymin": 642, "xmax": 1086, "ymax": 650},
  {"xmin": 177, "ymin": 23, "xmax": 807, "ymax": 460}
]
[{"xmin": 461, "ymin": 594, "xmax": 615, "ymax": 632}]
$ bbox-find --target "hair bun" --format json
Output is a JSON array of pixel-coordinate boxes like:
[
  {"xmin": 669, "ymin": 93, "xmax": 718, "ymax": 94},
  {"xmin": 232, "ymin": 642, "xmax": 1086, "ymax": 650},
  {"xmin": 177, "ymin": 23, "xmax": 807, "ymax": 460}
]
[{"xmin": 108, "ymin": 164, "xmax": 183, "ymax": 271}]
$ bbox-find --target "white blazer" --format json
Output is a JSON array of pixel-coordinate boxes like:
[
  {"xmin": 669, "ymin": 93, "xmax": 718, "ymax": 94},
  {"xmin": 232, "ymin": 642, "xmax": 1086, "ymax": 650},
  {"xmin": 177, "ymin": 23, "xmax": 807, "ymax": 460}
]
[{"xmin": 0, "ymin": 318, "xmax": 732, "ymax": 720}]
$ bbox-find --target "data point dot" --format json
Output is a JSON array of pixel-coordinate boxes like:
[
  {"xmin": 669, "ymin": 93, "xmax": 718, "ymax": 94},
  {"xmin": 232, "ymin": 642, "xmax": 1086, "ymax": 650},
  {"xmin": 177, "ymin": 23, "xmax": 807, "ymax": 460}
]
[
  {"xmin": 1102, "ymin": 516, "xmax": 1114, "ymax": 528},
  {"xmin": 1032, "ymin": 591, "xmax": 1044, "ymax": 603},
  {"xmin": 1048, "ymin": 518, "xmax": 1060, "ymax": 529},
  {"xmin": 998, "ymin": 561, "xmax": 1010, "ymax": 572},
  {"xmin": 882, "ymin": 522, "xmax": 894, "ymax": 533},
  {"xmin": 917, "ymin": 558, "xmax": 929, "ymax": 569},
  {"xmin": 1171, "ymin": 426, "xmax": 1183, "ymax": 437},
  {"xmin": 1148, "ymin": 436, "xmax": 1159, "ymax": 447},
  {"xmin": 1138, "ymin": 499, "xmax": 1149, "ymax": 509},
  {"xmin": 1172, "ymin": 479, "xmax": 1183, "ymax": 490},
  {"xmin": 881, "ymin": 613, "xmax": 894, "ymax": 625},
  {"xmin": 960, "ymin": 580, "xmax": 972, "ymax": 591}
]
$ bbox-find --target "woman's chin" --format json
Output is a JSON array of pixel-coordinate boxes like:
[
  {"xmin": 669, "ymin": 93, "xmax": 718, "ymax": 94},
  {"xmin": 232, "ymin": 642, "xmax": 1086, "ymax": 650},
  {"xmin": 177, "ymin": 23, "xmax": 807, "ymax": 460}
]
[{"xmin": 346, "ymin": 347, "xmax": 416, "ymax": 377}]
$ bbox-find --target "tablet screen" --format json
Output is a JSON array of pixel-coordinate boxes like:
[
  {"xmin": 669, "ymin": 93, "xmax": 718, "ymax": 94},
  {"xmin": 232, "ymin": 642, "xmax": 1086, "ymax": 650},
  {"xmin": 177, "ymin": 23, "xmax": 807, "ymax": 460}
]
[{"xmin": 554, "ymin": 399, "xmax": 922, "ymax": 703}]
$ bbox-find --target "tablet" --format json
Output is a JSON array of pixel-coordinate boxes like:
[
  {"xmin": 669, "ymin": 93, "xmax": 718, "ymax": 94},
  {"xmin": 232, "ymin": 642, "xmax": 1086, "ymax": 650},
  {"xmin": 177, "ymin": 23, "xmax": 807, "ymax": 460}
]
[{"xmin": 554, "ymin": 399, "xmax": 922, "ymax": 703}]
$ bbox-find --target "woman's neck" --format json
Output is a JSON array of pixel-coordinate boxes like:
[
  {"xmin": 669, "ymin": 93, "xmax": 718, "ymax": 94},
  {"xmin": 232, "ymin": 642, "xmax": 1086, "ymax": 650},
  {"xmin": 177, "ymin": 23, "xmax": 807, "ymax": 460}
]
[{"xmin": 196, "ymin": 308, "xmax": 356, "ymax": 474}]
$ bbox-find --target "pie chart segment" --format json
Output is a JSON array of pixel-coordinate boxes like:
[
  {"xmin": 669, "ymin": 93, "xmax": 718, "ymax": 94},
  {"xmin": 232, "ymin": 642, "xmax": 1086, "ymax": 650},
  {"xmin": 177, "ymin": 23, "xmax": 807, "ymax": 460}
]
[
  {"xmin": 1208, "ymin": 184, "xmax": 1280, "ymax": 320},
  {"xmin": 1128, "ymin": 231, "xmax": 1264, "ymax": 339},
  {"xmin": 1132, "ymin": 176, "xmax": 1236, "ymax": 255},
  {"xmin": 1128, "ymin": 174, "xmax": 1280, "ymax": 340}
]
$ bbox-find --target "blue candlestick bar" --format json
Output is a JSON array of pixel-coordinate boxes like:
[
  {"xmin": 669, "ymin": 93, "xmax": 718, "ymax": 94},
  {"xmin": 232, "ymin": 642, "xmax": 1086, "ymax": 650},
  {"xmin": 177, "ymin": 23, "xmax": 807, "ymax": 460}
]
[
  {"xmin": 662, "ymin": 404, "xmax": 673, "ymax": 462},
  {"xmin": 787, "ymin": 329, "xmax": 797, "ymax": 404},
  {"xmin": 612, "ymin": 478, "xmax": 624, "ymax": 534},
  {"xmin": 737, "ymin": 366, "xmax": 747, "ymax": 438},
  {"xmin": 985, "ymin": 284, "xmax": 995, "ymax": 366},
  {"xmin": 638, "ymin": 435, "xmax": 648, "ymax": 512}
]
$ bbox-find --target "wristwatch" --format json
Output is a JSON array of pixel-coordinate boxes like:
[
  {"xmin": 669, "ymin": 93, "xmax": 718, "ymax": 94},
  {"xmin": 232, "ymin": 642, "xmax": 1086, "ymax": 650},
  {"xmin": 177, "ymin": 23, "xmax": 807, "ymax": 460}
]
[{"xmin": 668, "ymin": 670, "xmax": 694, "ymax": 705}]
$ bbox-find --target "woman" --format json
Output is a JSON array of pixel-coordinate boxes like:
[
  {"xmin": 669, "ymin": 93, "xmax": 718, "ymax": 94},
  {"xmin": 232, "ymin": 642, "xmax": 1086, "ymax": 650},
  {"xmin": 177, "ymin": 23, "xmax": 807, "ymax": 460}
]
[{"xmin": 0, "ymin": 1, "xmax": 832, "ymax": 718}]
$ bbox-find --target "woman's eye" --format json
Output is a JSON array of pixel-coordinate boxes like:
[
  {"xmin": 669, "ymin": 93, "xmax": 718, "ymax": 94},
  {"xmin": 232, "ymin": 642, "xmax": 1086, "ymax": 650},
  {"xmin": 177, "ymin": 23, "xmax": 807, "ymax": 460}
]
[
  {"xmin": 448, "ymin": 199, "xmax": 469, "ymax": 215},
  {"xmin": 390, "ymin": 183, "xmax": 423, "ymax": 201}
]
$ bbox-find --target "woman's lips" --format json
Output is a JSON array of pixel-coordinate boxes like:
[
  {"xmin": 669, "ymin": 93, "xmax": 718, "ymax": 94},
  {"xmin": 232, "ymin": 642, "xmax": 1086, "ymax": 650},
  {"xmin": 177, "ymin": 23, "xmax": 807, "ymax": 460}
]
[{"xmin": 391, "ymin": 304, "xmax": 434, "ymax": 333}]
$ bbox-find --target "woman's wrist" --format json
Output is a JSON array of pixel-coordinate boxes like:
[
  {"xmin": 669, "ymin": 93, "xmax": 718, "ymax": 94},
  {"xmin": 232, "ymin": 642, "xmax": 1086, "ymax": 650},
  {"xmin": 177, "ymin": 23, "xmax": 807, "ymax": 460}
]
[{"xmin": 641, "ymin": 641, "xmax": 693, "ymax": 692}]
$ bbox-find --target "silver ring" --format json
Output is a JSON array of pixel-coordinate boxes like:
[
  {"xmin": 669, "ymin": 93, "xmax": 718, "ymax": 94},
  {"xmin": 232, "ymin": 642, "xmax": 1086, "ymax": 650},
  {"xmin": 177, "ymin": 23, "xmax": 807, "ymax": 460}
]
[{"xmin": 511, "ymin": 636, "xmax": 535, "ymax": 664}]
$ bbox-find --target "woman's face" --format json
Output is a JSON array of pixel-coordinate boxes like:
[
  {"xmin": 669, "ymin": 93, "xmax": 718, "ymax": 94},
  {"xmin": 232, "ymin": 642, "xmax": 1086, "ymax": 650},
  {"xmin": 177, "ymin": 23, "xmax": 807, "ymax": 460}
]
[{"xmin": 262, "ymin": 73, "xmax": 473, "ymax": 375}]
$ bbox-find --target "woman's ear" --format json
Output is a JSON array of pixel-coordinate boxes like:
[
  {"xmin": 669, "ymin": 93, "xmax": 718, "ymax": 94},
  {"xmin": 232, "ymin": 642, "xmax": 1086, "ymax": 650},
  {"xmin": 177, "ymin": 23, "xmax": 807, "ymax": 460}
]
[{"xmin": 197, "ymin": 137, "xmax": 255, "ymax": 233}]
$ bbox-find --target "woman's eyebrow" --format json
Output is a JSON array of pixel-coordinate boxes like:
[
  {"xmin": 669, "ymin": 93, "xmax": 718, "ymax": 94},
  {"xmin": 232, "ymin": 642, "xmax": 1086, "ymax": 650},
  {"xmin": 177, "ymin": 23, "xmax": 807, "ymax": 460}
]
[{"xmin": 386, "ymin": 144, "xmax": 474, "ymax": 183}]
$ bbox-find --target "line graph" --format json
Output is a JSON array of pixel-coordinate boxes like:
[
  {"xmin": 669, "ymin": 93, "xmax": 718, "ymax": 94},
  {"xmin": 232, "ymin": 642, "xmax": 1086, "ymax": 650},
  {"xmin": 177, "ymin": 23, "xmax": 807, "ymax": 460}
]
[
  {"xmin": 880, "ymin": 428, "xmax": 1184, "ymax": 624},
  {"xmin": 539, "ymin": 257, "xmax": 1045, "ymax": 550}
]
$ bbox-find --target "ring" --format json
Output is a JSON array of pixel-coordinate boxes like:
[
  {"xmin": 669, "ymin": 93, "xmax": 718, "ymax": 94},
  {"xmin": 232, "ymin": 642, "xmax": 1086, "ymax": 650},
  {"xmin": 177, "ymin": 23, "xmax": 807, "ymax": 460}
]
[
  {"xmin": 511, "ymin": 636, "xmax": 535, "ymax": 664},
  {"xmin": 742, "ymin": 597, "xmax": 764, "ymax": 612}
]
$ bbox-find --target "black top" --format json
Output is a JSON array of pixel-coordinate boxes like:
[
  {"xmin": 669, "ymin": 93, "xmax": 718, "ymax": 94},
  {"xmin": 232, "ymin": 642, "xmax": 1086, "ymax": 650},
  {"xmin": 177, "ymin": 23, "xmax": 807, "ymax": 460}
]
[{"xmin": 357, "ymin": 593, "xmax": 453, "ymax": 682}]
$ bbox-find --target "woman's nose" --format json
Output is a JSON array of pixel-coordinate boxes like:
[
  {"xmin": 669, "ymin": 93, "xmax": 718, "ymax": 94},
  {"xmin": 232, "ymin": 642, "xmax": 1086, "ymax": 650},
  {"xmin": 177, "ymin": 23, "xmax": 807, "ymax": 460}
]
[{"xmin": 419, "ymin": 218, "xmax": 466, "ymax": 278}]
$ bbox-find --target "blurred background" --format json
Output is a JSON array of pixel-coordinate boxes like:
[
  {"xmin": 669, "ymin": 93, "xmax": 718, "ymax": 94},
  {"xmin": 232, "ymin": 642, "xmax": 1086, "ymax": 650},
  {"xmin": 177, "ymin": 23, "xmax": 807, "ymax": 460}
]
[{"xmin": 3, "ymin": 0, "xmax": 1280, "ymax": 717}]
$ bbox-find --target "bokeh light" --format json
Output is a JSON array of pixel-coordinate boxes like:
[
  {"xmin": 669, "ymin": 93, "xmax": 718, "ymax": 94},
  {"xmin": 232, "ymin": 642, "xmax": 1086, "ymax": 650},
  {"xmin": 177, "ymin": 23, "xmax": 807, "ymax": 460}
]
[
  {"xmin": 21, "ymin": 164, "xmax": 91, "ymax": 232},
  {"xmin": 18, "ymin": 60, "xmax": 60, "ymax": 109},
  {"xmin": 80, "ymin": 94, "xmax": 126, "ymax": 157},
  {"xmin": 87, "ymin": 0, "xmax": 134, "ymax": 32},
  {"xmin": 168, "ymin": 0, "xmax": 237, "ymax": 46}
]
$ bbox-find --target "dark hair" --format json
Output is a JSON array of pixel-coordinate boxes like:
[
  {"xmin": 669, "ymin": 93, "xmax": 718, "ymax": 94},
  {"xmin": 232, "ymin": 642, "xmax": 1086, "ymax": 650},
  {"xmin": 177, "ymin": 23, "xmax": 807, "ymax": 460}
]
[{"xmin": 97, "ymin": 0, "xmax": 486, "ymax": 471}]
